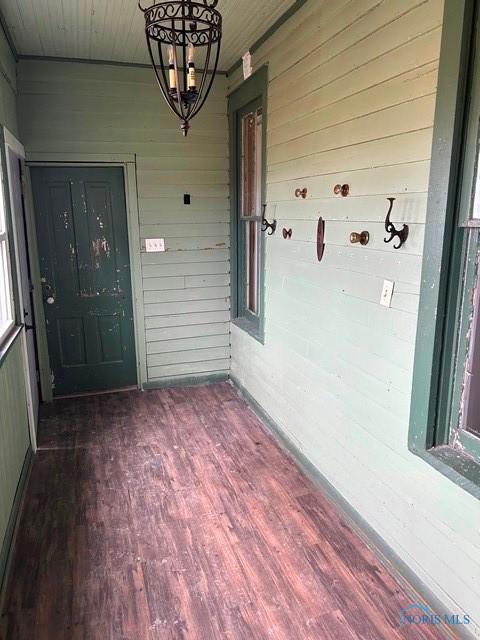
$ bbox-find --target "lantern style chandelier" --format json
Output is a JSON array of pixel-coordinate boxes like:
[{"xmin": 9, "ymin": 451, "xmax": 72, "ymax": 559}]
[{"xmin": 139, "ymin": 0, "xmax": 222, "ymax": 136}]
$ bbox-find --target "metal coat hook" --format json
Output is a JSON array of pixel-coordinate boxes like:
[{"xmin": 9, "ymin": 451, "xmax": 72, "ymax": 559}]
[
  {"xmin": 261, "ymin": 204, "xmax": 277, "ymax": 236},
  {"xmin": 384, "ymin": 197, "xmax": 409, "ymax": 249}
]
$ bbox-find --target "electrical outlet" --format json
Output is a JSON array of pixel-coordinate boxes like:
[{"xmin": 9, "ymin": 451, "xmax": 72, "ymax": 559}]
[
  {"xmin": 145, "ymin": 238, "xmax": 165, "ymax": 253},
  {"xmin": 380, "ymin": 280, "xmax": 394, "ymax": 307}
]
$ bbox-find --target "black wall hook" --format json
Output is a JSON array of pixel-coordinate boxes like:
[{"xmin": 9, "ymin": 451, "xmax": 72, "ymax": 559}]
[
  {"xmin": 317, "ymin": 217, "xmax": 325, "ymax": 262},
  {"xmin": 384, "ymin": 197, "xmax": 409, "ymax": 249},
  {"xmin": 261, "ymin": 204, "xmax": 277, "ymax": 235}
]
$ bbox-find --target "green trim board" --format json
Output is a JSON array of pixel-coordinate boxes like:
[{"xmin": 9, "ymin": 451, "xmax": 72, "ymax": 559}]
[
  {"xmin": 408, "ymin": 0, "xmax": 480, "ymax": 493},
  {"xmin": 228, "ymin": 66, "xmax": 268, "ymax": 343},
  {"xmin": 143, "ymin": 372, "xmax": 228, "ymax": 390},
  {"xmin": 124, "ymin": 161, "xmax": 147, "ymax": 388},
  {"xmin": 226, "ymin": 0, "xmax": 308, "ymax": 77},
  {"xmin": 417, "ymin": 448, "xmax": 480, "ymax": 501},
  {"xmin": 18, "ymin": 54, "xmax": 228, "ymax": 75},
  {"xmin": 230, "ymin": 376, "xmax": 475, "ymax": 640},
  {"xmin": 0, "ymin": 446, "xmax": 32, "ymax": 602},
  {"xmin": 459, "ymin": 430, "xmax": 480, "ymax": 461}
]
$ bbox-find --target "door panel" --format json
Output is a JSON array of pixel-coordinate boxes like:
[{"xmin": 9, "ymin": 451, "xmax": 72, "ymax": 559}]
[
  {"xmin": 97, "ymin": 315, "xmax": 123, "ymax": 363},
  {"xmin": 57, "ymin": 317, "xmax": 87, "ymax": 367},
  {"xmin": 31, "ymin": 166, "xmax": 137, "ymax": 396}
]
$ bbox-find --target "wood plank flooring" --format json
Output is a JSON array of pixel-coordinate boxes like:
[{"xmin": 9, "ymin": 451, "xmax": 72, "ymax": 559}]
[{"xmin": 0, "ymin": 383, "xmax": 449, "ymax": 639}]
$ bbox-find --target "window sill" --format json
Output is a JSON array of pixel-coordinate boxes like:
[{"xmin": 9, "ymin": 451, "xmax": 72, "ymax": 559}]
[
  {"xmin": 0, "ymin": 325, "xmax": 23, "ymax": 368},
  {"xmin": 411, "ymin": 444, "xmax": 480, "ymax": 500},
  {"xmin": 232, "ymin": 316, "xmax": 264, "ymax": 345}
]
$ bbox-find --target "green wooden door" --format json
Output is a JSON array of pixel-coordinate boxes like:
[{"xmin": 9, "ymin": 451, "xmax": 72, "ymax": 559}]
[{"xmin": 31, "ymin": 166, "xmax": 137, "ymax": 396}]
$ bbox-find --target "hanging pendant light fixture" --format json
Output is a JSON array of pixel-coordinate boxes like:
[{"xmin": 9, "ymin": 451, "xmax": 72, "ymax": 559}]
[{"xmin": 139, "ymin": 0, "xmax": 222, "ymax": 136}]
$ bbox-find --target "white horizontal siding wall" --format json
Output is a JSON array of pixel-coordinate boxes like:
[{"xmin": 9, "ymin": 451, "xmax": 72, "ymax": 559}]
[
  {"xmin": 229, "ymin": 0, "xmax": 480, "ymax": 633},
  {"xmin": 17, "ymin": 60, "xmax": 230, "ymax": 385}
]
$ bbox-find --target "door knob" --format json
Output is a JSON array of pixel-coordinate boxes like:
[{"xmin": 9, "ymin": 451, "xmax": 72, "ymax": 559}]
[
  {"xmin": 46, "ymin": 296, "xmax": 55, "ymax": 305},
  {"xmin": 350, "ymin": 231, "xmax": 370, "ymax": 246}
]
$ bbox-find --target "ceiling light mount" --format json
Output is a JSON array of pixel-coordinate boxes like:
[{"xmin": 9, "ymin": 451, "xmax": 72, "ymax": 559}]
[{"xmin": 139, "ymin": 0, "xmax": 222, "ymax": 136}]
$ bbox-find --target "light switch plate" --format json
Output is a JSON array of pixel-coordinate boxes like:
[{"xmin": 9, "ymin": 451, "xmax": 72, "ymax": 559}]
[
  {"xmin": 380, "ymin": 280, "xmax": 395, "ymax": 307},
  {"xmin": 145, "ymin": 238, "xmax": 165, "ymax": 253}
]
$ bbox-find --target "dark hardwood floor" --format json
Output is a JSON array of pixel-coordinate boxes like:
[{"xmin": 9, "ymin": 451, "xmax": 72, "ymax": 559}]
[{"xmin": 1, "ymin": 382, "xmax": 449, "ymax": 640}]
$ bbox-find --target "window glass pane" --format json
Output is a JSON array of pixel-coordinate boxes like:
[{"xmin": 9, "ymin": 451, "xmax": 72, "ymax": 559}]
[
  {"xmin": 237, "ymin": 102, "xmax": 263, "ymax": 327},
  {"xmin": 0, "ymin": 239, "xmax": 13, "ymax": 335},
  {"xmin": 471, "ymin": 131, "xmax": 480, "ymax": 219},
  {"xmin": 245, "ymin": 220, "xmax": 258, "ymax": 314},
  {"xmin": 462, "ymin": 271, "xmax": 480, "ymax": 437},
  {"xmin": 240, "ymin": 108, "xmax": 262, "ymax": 317},
  {"xmin": 0, "ymin": 164, "xmax": 14, "ymax": 343},
  {"xmin": 241, "ymin": 112, "xmax": 256, "ymax": 217}
]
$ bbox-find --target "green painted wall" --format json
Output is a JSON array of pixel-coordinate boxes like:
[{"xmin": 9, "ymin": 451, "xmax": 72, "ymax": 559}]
[
  {"xmin": 17, "ymin": 60, "xmax": 230, "ymax": 387},
  {"xmin": 0, "ymin": 338, "xmax": 30, "ymax": 584},
  {"xmin": 0, "ymin": 28, "xmax": 30, "ymax": 589},
  {"xmin": 229, "ymin": 0, "xmax": 480, "ymax": 634}
]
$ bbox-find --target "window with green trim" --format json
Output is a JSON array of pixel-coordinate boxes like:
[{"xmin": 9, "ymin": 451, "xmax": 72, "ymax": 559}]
[
  {"xmin": 409, "ymin": 0, "xmax": 480, "ymax": 494},
  {"xmin": 229, "ymin": 67, "xmax": 268, "ymax": 343},
  {"xmin": 435, "ymin": 8, "xmax": 480, "ymax": 462},
  {"xmin": 237, "ymin": 101, "xmax": 263, "ymax": 326}
]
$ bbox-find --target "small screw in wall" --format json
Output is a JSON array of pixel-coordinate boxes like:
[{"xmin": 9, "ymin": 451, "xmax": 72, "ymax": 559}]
[{"xmin": 282, "ymin": 228, "xmax": 292, "ymax": 239}]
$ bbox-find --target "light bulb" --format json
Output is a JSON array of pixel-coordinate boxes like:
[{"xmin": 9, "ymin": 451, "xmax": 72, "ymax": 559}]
[
  {"xmin": 168, "ymin": 45, "xmax": 177, "ymax": 90},
  {"xmin": 187, "ymin": 43, "xmax": 196, "ymax": 91}
]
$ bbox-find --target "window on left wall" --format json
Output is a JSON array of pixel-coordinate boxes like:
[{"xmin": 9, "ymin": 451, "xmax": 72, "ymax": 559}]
[{"xmin": 0, "ymin": 164, "xmax": 14, "ymax": 346}]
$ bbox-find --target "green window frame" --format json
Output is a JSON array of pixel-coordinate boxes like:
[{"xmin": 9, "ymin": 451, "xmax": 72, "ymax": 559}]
[
  {"xmin": 409, "ymin": 0, "xmax": 480, "ymax": 497},
  {"xmin": 0, "ymin": 130, "xmax": 19, "ymax": 362},
  {"xmin": 0, "ymin": 142, "xmax": 15, "ymax": 348},
  {"xmin": 228, "ymin": 66, "xmax": 268, "ymax": 343}
]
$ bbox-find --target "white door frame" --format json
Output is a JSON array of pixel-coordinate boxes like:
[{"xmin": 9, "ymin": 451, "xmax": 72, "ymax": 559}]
[
  {"xmin": 3, "ymin": 128, "xmax": 38, "ymax": 451},
  {"xmin": 25, "ymin": 153, "xmax": 147, "ymax": 397}
]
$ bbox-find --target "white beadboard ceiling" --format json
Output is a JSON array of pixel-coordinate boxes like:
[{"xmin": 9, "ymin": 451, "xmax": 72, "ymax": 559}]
[{"xmin": 0, "ymin": 0, "xmax": 297, "ymax": 70}]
